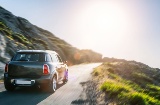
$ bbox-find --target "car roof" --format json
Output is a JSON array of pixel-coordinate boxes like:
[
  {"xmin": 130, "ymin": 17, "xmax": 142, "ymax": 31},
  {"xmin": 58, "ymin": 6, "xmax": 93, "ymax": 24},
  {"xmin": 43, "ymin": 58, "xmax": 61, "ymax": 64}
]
[{"xmin": 17, "ymin": 50, "xmax": 57, "ymax": 54}]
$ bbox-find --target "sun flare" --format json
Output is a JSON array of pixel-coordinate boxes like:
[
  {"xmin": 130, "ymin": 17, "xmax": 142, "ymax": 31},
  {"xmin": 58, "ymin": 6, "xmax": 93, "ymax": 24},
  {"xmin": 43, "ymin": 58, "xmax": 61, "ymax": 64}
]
[
  {"xmin": 89, "ymin": 3, "xmax": 127, "ymax": 33},
  {"xmin": 77, "ymin": 1, "xmax": 129, "ymax": 48}
]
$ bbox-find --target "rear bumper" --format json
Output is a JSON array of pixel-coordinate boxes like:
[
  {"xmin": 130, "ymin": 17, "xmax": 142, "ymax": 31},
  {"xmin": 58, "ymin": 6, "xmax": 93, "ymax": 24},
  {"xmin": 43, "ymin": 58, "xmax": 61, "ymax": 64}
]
[{"xmin": 4, "ymin": 73, "xmax": 51, "ymax": 87}]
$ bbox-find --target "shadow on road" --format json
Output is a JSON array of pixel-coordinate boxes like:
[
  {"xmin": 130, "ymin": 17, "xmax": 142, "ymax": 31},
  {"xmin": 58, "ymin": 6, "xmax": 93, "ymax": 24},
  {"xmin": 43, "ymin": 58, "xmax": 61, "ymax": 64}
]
[
  {"xmin": 71, "ymin": 80, "xmax": 102, "ymax": 105},
  {"xmin": 0, "ymin": 83, "xmax": 64, "ymax": 105}
]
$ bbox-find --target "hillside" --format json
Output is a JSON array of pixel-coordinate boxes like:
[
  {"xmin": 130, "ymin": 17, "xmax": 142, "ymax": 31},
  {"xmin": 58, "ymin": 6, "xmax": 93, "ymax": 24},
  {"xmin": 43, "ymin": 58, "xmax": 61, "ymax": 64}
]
[
  {"xmin": 0, "ymin": 6, "xmax": 102, "ymax": 64},
  {"xmin": 76, "ymin": 58, "xmax": 160, "ymax": 105}
]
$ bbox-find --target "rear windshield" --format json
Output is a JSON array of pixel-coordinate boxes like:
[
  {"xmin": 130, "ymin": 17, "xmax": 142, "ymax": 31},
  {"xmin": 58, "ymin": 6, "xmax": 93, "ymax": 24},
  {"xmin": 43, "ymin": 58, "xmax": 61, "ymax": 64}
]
[{"xmin": 12, "ymin": 53, "xmax": 45, "ymax": 62}]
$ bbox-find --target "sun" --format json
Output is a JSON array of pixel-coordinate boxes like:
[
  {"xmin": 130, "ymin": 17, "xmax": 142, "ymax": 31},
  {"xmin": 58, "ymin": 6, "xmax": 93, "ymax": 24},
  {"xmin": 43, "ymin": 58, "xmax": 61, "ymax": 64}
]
[
  {"xmin": 86, "ymin": 2, "xmax": 128, "ymax": 35},
  {"xmin": 74, "ymin": 1, "xmax": 129, "ymax": 50}
]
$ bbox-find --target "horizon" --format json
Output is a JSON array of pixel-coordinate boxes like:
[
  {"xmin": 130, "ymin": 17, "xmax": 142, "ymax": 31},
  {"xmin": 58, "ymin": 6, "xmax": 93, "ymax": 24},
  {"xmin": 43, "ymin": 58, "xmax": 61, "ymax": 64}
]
[{"xmin": 0, "ymin": 0, "xmax": 160, "ymax": 68}]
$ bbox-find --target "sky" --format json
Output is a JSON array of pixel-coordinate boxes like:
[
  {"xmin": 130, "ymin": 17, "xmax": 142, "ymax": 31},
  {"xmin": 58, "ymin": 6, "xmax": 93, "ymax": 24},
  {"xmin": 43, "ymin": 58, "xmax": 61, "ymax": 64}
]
[{"xmin": 0, "ymin": 0, "xmax": 160, "ymax": 68}]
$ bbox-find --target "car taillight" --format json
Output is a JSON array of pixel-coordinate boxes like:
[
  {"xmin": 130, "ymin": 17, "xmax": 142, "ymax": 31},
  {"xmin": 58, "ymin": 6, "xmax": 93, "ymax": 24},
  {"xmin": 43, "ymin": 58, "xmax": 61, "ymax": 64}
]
[
  {"xmin": 5, "ymin": 63, "xmax": 8, "ymax": 73},
  {"xmin": 43, "ymin": 64, "xmax": 50, "ymax": 75}
]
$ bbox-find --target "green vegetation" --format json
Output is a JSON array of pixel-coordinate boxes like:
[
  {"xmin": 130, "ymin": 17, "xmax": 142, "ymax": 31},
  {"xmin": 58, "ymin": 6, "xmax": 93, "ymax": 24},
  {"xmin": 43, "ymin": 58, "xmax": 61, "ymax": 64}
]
[
  {"xmin": 0, "ymin": 21, "xmax": 32, "ymax": 49},
  {"xmin": 132, "ymin": 72, "xmax": 153, "ymax": 84},
  {"xmin": 0, "ymin": 21, "xmax": 12, "ymax": 35},
  {"xmin": 12, "ymin": 33, "xmax": 31, "ymax": 45},
  {"xmin": 93, "ymin": 61, "xmax": 160, "ymax": 105}
]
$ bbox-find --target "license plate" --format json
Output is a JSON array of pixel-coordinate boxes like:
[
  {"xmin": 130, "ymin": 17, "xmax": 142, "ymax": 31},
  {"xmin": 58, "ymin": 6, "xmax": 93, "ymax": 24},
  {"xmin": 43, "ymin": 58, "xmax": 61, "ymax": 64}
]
[{"xmin": 16, "ymin": 80, "xmax": 31, "ymax": 85}]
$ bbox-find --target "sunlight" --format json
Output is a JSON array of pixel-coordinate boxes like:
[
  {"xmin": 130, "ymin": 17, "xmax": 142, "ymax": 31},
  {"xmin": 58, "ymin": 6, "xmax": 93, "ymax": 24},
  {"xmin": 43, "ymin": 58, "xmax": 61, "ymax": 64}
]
[
  {"xmin": 91, "ymin": 3, "xmax": 127, "ymax": 33},
  {"xmin": 77, "ymin": 1, "xmax": 129, "ymax": 48}
]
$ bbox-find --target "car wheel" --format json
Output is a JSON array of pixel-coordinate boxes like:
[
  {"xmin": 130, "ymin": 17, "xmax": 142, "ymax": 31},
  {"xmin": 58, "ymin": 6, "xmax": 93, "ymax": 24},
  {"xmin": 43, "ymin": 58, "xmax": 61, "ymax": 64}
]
[
  {"xmin": 48, "ymin": 76, "xmax": 57, "ymax": 93},
  {"xmin": 4, "ymin": 78, "xmax": 15, "ymax": 91}
]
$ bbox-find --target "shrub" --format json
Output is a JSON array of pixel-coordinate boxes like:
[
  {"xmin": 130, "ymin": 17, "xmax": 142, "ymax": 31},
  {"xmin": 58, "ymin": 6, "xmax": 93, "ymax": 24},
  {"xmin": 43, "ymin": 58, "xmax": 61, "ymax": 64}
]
[
  {"xmin": 129, "ymin": 92, "xmax": 146, "ymax": 105},
  {"xmin": 130, "ymin": 92, "xmax": 160, "ymax": 105},
  {"xmin": 107, "ymin": 68, "xmax": 114, "ymax": 73},
  {"xmin": 100, "ymin": 80, "xmax": 160, "ymax": 105},
  {"xmin": 108, "ymin": 73, "xmax": 118, "ymax": 79},
  {"xmin": 12, "ymin": 33, "xmax": 31, "ymax": 45},
  {"xmin": 145, "ymin": 84, "xmax": 160, "ymax": 99},
  {"xmin": 132, "ymin": 72, "xmax": 153, "ymax": 84},
  {"xmin": 94, "ymin": 62, "xmax": 160, "ymax": 104},
  {"xmin": 0, "ymin": 21, "xmax": 12, "ymax": 35},
  {"xmin": 93, "ymin": 68, "xmax": 100, "ymax": 76},
  {"xmin": 100, "ymin": 80, "xmax": 130, "ymax": 97}
]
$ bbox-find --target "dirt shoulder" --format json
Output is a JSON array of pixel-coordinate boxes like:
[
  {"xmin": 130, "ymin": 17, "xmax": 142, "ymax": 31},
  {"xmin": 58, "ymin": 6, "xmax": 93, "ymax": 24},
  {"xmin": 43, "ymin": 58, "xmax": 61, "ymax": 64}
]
[
  {"xmin": 71, "ymin": 67, "xmax": 114, "ymax": 105},
  {"xmin": 71, "ymin": 80, "xmax": 109, "ymax": 105}
]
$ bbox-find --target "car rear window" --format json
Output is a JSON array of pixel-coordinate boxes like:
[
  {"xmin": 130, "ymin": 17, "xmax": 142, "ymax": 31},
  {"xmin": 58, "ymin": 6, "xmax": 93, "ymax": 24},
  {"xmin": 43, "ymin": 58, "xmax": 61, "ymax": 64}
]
[{"xmin": 12, "ymin": 53, "xmax": 45, "ymax": 62}]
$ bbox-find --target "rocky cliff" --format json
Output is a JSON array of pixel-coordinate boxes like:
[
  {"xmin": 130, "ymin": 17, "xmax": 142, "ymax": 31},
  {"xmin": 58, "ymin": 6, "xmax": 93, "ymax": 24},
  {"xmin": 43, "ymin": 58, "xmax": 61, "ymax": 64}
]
[{"xmin": 0, "ymin": 6, "xmax": 102, "ymax": 77}]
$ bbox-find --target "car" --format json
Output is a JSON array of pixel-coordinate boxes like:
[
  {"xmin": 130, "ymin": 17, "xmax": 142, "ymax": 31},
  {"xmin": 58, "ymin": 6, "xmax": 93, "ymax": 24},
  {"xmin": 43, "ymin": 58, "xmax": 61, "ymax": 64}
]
[{"xmin": 4, "ymin": 50, "xmax": 68, "ymax": 92}]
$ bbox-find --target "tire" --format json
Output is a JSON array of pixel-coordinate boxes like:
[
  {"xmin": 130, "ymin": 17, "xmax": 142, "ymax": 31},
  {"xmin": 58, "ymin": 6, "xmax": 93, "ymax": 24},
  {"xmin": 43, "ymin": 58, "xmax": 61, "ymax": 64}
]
[
  {"xmin": 4, "ymin": 78, "xmax": 15, "ymax": 91},
  {"xmin": 48, "ymin": 75, "xmax": 57, "ymax": 93}
]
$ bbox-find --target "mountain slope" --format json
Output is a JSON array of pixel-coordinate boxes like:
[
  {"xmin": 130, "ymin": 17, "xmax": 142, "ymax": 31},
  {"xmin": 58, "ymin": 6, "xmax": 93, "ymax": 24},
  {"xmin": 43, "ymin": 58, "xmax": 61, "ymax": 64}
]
[
  {"xmin": 80, "ymin": 58, "xmax": 160, "ymax": 105},
  {"xmin": 0, "ymin": 6, "xmax": 102, "ymax": 66}
]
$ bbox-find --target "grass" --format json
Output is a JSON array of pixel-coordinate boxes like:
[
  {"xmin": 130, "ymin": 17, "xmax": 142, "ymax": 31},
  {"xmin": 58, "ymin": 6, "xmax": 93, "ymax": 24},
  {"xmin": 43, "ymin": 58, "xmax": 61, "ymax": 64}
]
[
  {"xmin": 0, "ymin": 21, "xmax": 33, "ymax": 50},
  {"xmin": 93, "ymin": 62, "xmax": 160, "ymax": 105},
  {"xmin": 100, "ymin": 80, "xmax": 131, "ymax": 96},
  {"xmin": 132, "ymin": 72, "xmax": 153, "ymax": 84},
  {"xmin": 0, "ymin": 21, "xmax": 12, "ymax": 35},
  {"xmin": 93, "ymin": 68, "xmax": 101, "ymax": 76},
  {"xmin": 32, "ymin": 38, "xmax": 49, "ymax": 49},
  {"xmin": 100, "ymin": 80, "xmax": 160, "ymax": 105},
  {"xmin": 12, "ymin": 33, "xmax": 31, "ymax": 45},
  {"xmin": 144, "ymin": 84, "xmax": 160, "ymax": 99}
]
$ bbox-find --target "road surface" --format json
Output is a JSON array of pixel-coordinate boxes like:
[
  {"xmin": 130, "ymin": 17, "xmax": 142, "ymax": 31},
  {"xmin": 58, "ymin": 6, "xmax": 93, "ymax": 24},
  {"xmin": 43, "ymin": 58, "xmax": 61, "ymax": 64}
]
[
  {"xmin": 0, "ymin": 62, "xmax": 5, "ymax": 79},
  {"xmin": 0, "ymin": 63, "xmax": 101, "ymax": 105}
]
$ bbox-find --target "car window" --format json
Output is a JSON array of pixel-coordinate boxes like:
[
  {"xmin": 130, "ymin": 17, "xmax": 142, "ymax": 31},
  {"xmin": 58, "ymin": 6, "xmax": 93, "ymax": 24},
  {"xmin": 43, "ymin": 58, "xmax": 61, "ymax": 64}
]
[
  {"xmin": 50, "ymin": 53, "xmax": 58, "ymax": 62},
  {"xmin": 12, "ymin": 53, "xmax": 45, "ymax": 62},
  {"xmin": 57, "ymin": 55, "xmax": 62, "ymax": 63},
  {"xmin": 45, "ymin": 53, "xmax": 52, "ymax": 62}
]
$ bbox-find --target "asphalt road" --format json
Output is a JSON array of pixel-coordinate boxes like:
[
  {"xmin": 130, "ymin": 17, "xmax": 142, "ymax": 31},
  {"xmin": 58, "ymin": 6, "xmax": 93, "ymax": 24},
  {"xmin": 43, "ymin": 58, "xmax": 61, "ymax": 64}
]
[
  {"xmin": 0, "ymin": 63, "xmax": 101, "ymax": 105},
  {"xmin": 0, "ymin": 62, "xmax": 5, "ymax": 78}
]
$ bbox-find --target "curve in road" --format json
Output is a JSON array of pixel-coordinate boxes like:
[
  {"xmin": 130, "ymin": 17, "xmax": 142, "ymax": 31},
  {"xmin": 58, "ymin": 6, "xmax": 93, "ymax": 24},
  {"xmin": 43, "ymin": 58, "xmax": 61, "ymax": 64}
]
[{"xmin": 0, "ymin": 63, "xmax": 101, "ymax": 105}]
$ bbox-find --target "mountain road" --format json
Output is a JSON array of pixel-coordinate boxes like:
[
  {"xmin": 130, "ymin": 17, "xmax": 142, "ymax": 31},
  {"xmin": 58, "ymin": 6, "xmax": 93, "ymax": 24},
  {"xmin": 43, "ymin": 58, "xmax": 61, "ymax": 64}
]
[{"xmin": 0, "ymin": 63, "xmax": 101, "ymax": 105}]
